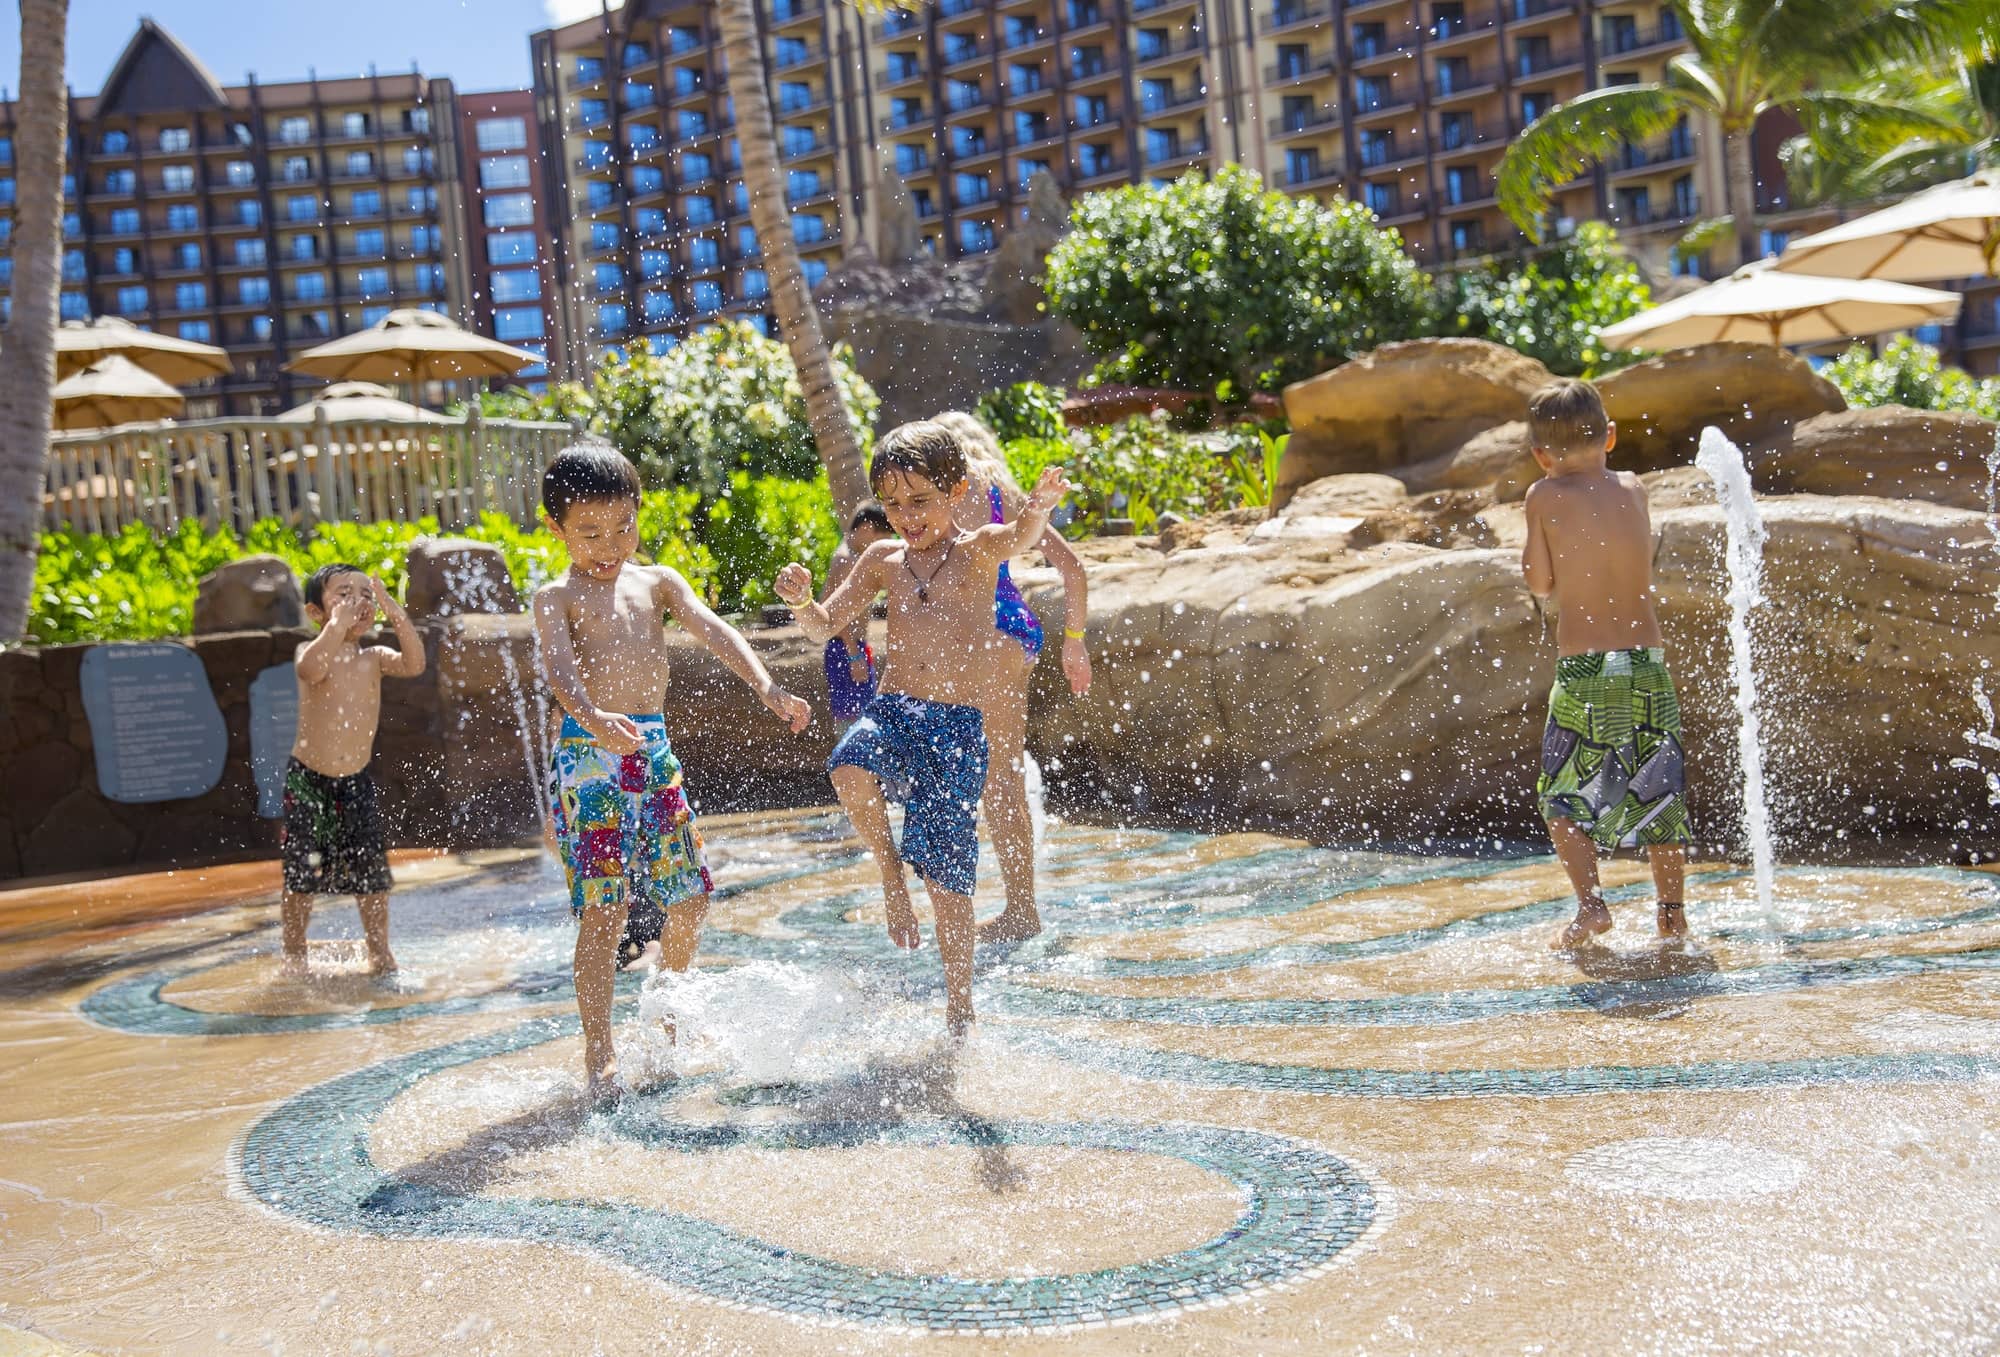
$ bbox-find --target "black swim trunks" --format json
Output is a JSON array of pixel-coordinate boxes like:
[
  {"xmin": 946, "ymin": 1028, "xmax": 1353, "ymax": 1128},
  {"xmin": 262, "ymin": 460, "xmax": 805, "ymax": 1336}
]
[{"xmin": 281, "ymin": 758, "xmax": 392, "ymax": 896}]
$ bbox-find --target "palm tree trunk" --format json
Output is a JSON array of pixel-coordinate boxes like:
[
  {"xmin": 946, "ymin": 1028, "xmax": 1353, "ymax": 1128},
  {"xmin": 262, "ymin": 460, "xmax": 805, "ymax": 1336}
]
[
  {"xmin": 716, "ymin": 0, "xmax": 871, "ymax": 521},
  {"xmin": 1724, "ymin": 125, "xmax": 1762, "ymax": 269},
  {"xmin": 0, "ymin": 0, "xmax": 68, "ymax": 642}
]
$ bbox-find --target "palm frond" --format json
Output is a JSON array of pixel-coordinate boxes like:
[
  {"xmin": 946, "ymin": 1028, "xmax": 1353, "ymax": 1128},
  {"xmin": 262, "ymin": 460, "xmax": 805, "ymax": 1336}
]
[
  {"xmin": 1674, "ymin": 215, "xmax": 1736, "ymax": 256},
  {"xmin": 1821, "ymin": 0, "xmax": 2000, "ymax": 79},
  {"xmin": 1497, "ymin": 85, "xmax": 1698, "ymax": 238}
]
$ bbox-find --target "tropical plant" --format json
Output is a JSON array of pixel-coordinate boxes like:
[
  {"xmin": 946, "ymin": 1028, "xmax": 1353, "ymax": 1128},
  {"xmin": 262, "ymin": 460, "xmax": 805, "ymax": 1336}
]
[
  {"xmin": 1436, "ymin": 222, "xmax": 1652, "ymax": 376},
  {"xmin": 1780, "ymin": 56, "xmax": 2000, "ymax": 207},
  {"xmin": 1823, "ymin": 336, "xmax": 2000, "ymax": 419},
  {"xmin": 0, "ymin": 0, "xmax": 70, "ymax": 642},
  {"xmin": 1497, "ymin": 0, "xmax": 1992, "ymax": 268},
  {"xmin": 975, "ymin": 381, "xmax": 1069, "ymax": 443},
  {"xmin": 1044, "ymin": 164, "xmax": 1435, "ymax": 398},
  {"xmin": 492, "ymin": 321, "xmax": 877, "ymax": 498},
  {"xmin": 715, "ymin": 0, "xmax": 895, "ymax": 521},
  {"xmin": 1002, "ymin": 415, "xmax": 1279, "ymax": 534}
]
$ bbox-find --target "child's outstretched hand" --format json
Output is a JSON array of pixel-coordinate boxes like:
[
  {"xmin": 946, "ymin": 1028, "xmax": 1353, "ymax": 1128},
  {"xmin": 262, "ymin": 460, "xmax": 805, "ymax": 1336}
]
[
  {"xmin": 1027, "ymin": 464, "xmax": 1073, "ymax": 515},
  {"xmin": 762, "ymin": 683, "xmax": 811, "ymax": 734},
  {"xmin": 588, "ymin": 711, "xmax": 648, "ymax": 756},
  {"xmin": 773, "ymin": 563, "xmax": 814, "ymax": 608},
  {"xmin": 1062, "ymin": 633, "xmax": 1092, "ymax": 694},
  {"xmin": 366, "ymin": 574, "xmax": 396, "ymax": 614}
]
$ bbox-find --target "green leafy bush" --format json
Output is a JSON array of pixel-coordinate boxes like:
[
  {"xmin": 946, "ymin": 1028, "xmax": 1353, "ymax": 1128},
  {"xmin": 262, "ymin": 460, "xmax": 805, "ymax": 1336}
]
[
  {"xmin": 1003, "ymin": 415, "xmax": 1275, "ymax": 534},
  {"xmin": 1044, "ymin": 164, "xmax": 1434, "ymax": 398},
  {"xmin": 1824, "ymin": 336, "xmax": 2000, "ymax": 420},
  {"xmin": 491, "ymin": 320, "xmax": 878, "ymax": 496},
  {"xmin": 975, "ymin": 381, "xmax": 1069, "ymax": 443},
  {"xmin": 1436, "ymin": 222, "xmax": 1652, "ymax": 376}
]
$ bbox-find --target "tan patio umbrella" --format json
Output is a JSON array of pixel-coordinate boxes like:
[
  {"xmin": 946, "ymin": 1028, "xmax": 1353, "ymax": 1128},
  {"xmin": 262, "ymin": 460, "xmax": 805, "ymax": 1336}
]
[
  {"xmin": 54, "ymin": 315, "xmax": 233, "ymax": 383},
  {"xmin": 1597, "ymin": 260, "xmax": 1962, "ymax": 349},
  {"xmin": 1773, "ymin": 171, "xmax": 2000, "ymax": 281},
  {"xmin": 284, "ymin": 308, "xmax": 542, "ymax": 384},
  {"xmin": 273, "ymin": 380, "xmax": 454, "ymax": 424},
  {"xmin": 51, "ymin": 355, "xmax": 185, "ymax": 430}
]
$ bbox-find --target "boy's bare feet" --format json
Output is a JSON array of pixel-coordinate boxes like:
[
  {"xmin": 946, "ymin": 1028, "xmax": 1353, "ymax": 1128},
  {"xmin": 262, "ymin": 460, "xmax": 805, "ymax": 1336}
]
[
  {"xmin": 366, "ymin": 950, "xmax": 398, "ymax": 976},
  {"xmin": 945, "ymin": 1005, "xmax": 973, "ymax": 1039},
  {"xmin": 1554, "ymin": 896, "xmax": 1613, "ymax": 950},
  {"xmin": 1657, "ymin": 901, "xmax": 1689, "ymax": 940},
  {"xmin": 977, "ymin": 908, "xmax": 1042, "ymax": 945},
  {"xmin": 279, "ymin": 953, "xmax": 310, "ymax": 979},
  {"xmin": 587, "ymin": 1069, "xmax": 627, "ymax": 1109},
  {"xmin": 885, "ymin": 892, "xmax": 923, "ymax": 949}
]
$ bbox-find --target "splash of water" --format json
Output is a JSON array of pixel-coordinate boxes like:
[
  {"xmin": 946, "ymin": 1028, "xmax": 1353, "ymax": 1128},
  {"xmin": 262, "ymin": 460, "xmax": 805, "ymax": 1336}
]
[
  {"xmin": 442, "ymin": 556, "xmax": 553, "ymax": 841},
  {"xmin": 632, "ymin": 960, "xmax": 866, "ymax": 1086},
  {"xmin": 1694, "ymin": 427, "xmax": 1776, "ymax": 914},
  {"xmin": 1950, "ymin": 435, "xmax": 2000, "ymax": 817},
  {"xmin": 1024, "ymin": 747, "xmax": 1047, "ymax": 847}
]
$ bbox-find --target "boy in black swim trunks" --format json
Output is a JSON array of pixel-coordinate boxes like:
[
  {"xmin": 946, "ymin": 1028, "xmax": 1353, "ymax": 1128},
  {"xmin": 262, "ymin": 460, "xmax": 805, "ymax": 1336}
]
[{"xmin": 280, "ymin": 563, "xmax": 426, "ymax": 976}]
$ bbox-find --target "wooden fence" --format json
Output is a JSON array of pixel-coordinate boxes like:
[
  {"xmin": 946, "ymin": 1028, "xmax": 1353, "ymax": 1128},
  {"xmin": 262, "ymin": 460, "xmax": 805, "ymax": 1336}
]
[{"xmin": 40, "ymin": 410, "xmax": 579, "ymax": 536}]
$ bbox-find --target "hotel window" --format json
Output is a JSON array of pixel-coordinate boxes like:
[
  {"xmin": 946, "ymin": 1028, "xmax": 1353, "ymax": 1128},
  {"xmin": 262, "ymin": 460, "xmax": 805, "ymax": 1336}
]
[
  {"xmin": 403, "ymin": 146, "xmax": 431, "ymax": 175},
  {"xmin": 958, "ymin": 219, "xmax": 996, "ymax": 253},
  {"xmin": 1069, "ymin": 46, "xmax": 1106, "ymax": 78},
  {"xmin": 779, "ymin": 81, "xmax": 813, "ymax": 113},
  {"xmin": 60, "ymin": 292, "xmax": 88, "ymax": 321},
  {"xmin": 669, "ymin": 26, "xmax": 701, "ymax": 54},
  {"xmin": 116, "ymin": 285, "xmax": 148, "ymax": 315},
  {"xmin": 362, "ymin": 305, "xmax": 391, "ymax": 327},
  {"xmin": 1009, "ymin": 62, "xmax": 1044, "ymax": 95},
  {"xmin": 1364, "ymin": 182, "xmax": 1397, "ymax": 214},
  {"xmin": 174, "ymin": 242, "xmax": 202, "ymax": 269},
  {"xmin": 111, "ymin": 246, "xmax": 138, "ymax": 273},
  {"xmin": 1433, "ymin": 3, "xmax": 1466, "ymax": 37},
  {"xmin": 407, "ymin": 186, "xmax": 437, "ymax": 213},
  {"xmin": 1074, "ymin": 94, "xmax": 1110, "ymax": 126},
  {"xmin": 1445, "ymin": 165, "xmax": 1477, "ymax": 204},
  {"xmin": 596, "ymin": 302, "xmax": 628, "ymax": 333},
  {"xmin": 278, "ymin": 116, "xmax": 313, "ymax": 144},
  {"xmin": 288, "ymin": 194, "xmax": 318, "ymax": 222},
  {"xmin": 62, "ymin": 212, "xmax": 79, "ymax": 237},
  {"xmin": 298, "ymin": 310, "xmax": 332, "ymax": 337},
  {"xmin": 1356, "ymin": 77, "xmax": 1392, "ymax": 110},
  {"xmin": 162, "ymin": 164, "xmax": 195, "ymax": 192},
  {"xmin": 643, "ymin": 290, "xmax": 675, "ymax": 322},
  {"xmin": 586, "ymin": 181, "xmax": 615, "ymax": 211},
  {"xmin": 673, "ymin": 68, "xmax": 703, "ymax": 98},
  {"xmin": 641, "ymin": 248, "xmax": 672, "ymax": 279},
  {"xmin": 353, "ymin": 227, "xmax": 386, "ymax": 256},
  {"xmin": 579, "ymin": 98, "xmax": 611, "ymax": 128},
  {"xmin": 110, "ymin": 206, "xmax": 141, "ymax": 233},
  {"xmin": 237, "ymin": 199, "xmax": 263, "ymax": 226},
  {"xmin": 774, "ymin": 36, "xmax": 810, "ymax": 69},
  {"xmin": 792, "ymin": 213, "xmax": 828, "ymax": 244},
  {"xmin": 1284, "ymin": 147, "xmax": 1319, "ymax": 184},
  {"xmin": 283, "ymin": 156, "xmax": 313, "ymax": 182},
  {"xmin": 476, "ymin": 118, "xmax": 527, "ymax": 153},
  {"xmin": 355, "ymin": 267, "xmax": 390, "ymax": 295},
  {"xmin": 684, "ymin": 152, "xmax": 715, "ymax": 183},
  {"xmin": 782, "ymin": 125, "xmax": 817, "ymax": 157},
  {"xmin": 295, "ymin": 272, "xmax": 329, "ymax": 300},
  {"xmin": 631, "ymin": 164, "xmax": 666, "ymax": 196},
  {"xmin": 341, "ymin": 112, "xmax": 369, "ymax": 138},
  {"xmin": 240, "ymin": 276, "xmax": 271, "ymax": 304},
  {"xmin": 628, "ymin": 123, "xmax": 661, "ymax": 151},
  {"xmin": 588, "ymin": 221, "xmax": 621, "ymax": 252},
  {"xmin": 1276, "ymin": 43, "xmax": 1308, "ymax": 78},
  {"xmin": 801, "ymin": 258, "xmax": 827, "ymax": 287},
  {"xmin": 165, "ymin": 204, "xmax": 200, "ymax": 230},
  {"xmin": 1450, "ymin": 219, "xmax": 1482, "ymax": 254},
  {"xmin": 1140, "ymin": 79, "xmax": 1173, "ymax": 114},
  {"xmin": 345, "ymin": 151, "xmax": 374, "ymax": 176},
  {"xmin": 685, "ymin": 194, "xmax": 719, "ymax": 225},
  {"xmin": 225, "ymin": 160, "xmax": 256, "ymax": 186},
  {"xmin": 495, "ymin": 305, "xmax": 545, "ymax": 340},
  {"xmin": 101, "ymin": 129, "xmax": 130, "ymax": 153},
  {"xmin": 894, "ymin": 144, "xmax": 929, "ymax": 179},
  {"xmin": 1067, "ymin": 0, "xmax": 1101, "ymax": 25},
  {"xmin": 952, "ymin": 172, "xmax": 989, "ymax": 206},
  {"xmin": 624, "ymin": 82, "xmax": 656, "ymax": 110},
  {"xmin": 250, "ymin": 314, "xmax": 274, "ymax": 340},
  {"xmin": 1516, "ymin": 35, "xmax": 1551, "ymax": 75},
  {"xmin": 677, "ymin": 110, "xmax": 709, "ymax": 139},
  {"xmin": 1143, "ymin": 129, "xmax": 1180, "ymax": 165},
  {"xmin": 576, "ymin": 56, "xmax": 606, "ymax": 82},
  {"xmin": 490, "ymin": 233, "xmax": 537, "ymax": 264},
  {"xmin": 352, "ymin": 189, "xmax": 383, "ymax": 215},
  {"xmin": 1360, "ymin": 129, "xmax": 1395, "ymax": 167},
  {"xmin": 949, "ymin": 126, "xmax": 986, "ymax": 159},
  {"xmin": 289, "ymin": 234, "xmax": 319, "ymax": 260},
  {"xmin": 593, "ymin": 262, "xmax": 624, "ymax": 292},
  {"xmin": 690, "ymin": 238, "xmax": 720, "ymax": 270},
  {"xmin": 1440, "ymin": 112, "xmax": 1472, "ymax": 149},
  {"xmin": 692, "ymin": 280, "xmax": 722, "ymax": 314},
  {"xmin": 741, "ymin": 269, "xmax": 768, "ymax": 300},
  {"xmin": 1435, "ymin": 56, "xmax": 1470, "ymax": 94},
  {"xmin": 1077, "ymin": 142, "xmax": 1114, "ymax": 176},
  {"xmin": 173, "ymin": 282, "xmax": 207, "ymax": 309},
  {"xmin": 1520, "ymin": 90, "xmax": 1553, "ymax": 123},
  {"xmin": 1016, "ymin": 157, "xmax": 1051, "ymax": 188},
  {"xmin": 635, "ymin": 208, "xmax": 668, "ymax": 236},
  {"xmin": 103, "ymin": 168, "xmax": 135, "ymax": 193},
  {"xmin": 484, "ymin": 193, "xmax": 535, "ymax": 228},
  {"xmin": 736, "ymin": 225, "xmax": 759, "ymax": 259},
  {"xmin": 179, "ymin": 320, "xmax": 212, "ymax": 342},
  {"xmin": 887, "ymin": 51, "xmax": 920, "ymax": 82},
  {"xmin": 623, "ymin": 40, "xmax": 652, "ymax": 68},
  {"xmin": 234, "ymin": 238, "xmax": 266, "ymax": 265},
  {"xmin": 407, "ymin": 224, "xmax": 438, "ymax": 255},
  {"xmin": 787, "ymin": 169, "xmax": 824, "ymax": 202},
  {"xmin": 732, "ymin": 183, "xmax": 750, "ymax": 213}
]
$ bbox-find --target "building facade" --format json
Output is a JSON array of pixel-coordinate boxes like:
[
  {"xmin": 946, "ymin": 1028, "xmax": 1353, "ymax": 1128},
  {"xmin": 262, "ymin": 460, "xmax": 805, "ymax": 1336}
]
[
  {"xmin": 451, "ymin": 87, "xmax": 561, "ymax": 392},
  {"xmin": 0, "ymin": 20, "xmax": 472, "ymax": 415}
]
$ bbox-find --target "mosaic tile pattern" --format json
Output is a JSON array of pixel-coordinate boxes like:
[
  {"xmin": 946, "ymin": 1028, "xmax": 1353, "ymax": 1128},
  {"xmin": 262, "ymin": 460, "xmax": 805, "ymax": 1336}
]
[{"xmin": 236, "ymin": 1012, "xmax": 1380, "ymax": 1334}]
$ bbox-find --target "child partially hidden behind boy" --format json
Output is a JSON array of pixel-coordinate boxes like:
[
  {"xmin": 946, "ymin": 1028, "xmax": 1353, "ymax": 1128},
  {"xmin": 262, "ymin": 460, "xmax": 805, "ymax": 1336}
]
[
  {"xmin": 776, "ymin": 422, "xmax": 1070, "ymax": 1036},
  {"xmin": 1520, "ymin": 379, "xmax": 1692, "ymax": 950},
  {"xmin": 533, "ymin": 441, "xmax": 811, "ymax": 1100},
  {"xmin": 282, "ymin": 564, "xmax": 426, "ymax": 977},
  {"xmin": 820, "ymin": 501, "xmax": 895, "ymax": 730}
]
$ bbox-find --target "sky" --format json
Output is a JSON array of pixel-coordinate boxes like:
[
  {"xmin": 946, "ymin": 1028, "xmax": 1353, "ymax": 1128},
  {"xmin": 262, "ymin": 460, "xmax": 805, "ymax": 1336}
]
[{"xmin": 0, "ymin": 0, "xmax": 620, "ymax": 99}]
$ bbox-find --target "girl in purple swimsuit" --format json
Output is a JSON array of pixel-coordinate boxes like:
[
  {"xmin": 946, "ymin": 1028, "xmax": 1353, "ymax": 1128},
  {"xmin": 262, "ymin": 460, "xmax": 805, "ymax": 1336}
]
[{"xmin": 935, "ymin": 410, "xmax": 1093, "ymax": 944}]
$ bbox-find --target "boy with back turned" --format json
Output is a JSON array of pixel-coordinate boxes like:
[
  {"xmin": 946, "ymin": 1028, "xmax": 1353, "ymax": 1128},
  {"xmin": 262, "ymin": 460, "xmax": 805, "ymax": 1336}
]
[{"xmin": 1520, "ymin": 379, "xmax": 1693, "ymax": 949}]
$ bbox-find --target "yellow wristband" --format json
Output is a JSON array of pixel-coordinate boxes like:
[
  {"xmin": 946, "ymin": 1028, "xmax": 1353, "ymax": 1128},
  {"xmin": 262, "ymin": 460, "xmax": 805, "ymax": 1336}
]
[{"xmin": 1063, "ymin": 626, "xmax": 1086, "ymax": 641}]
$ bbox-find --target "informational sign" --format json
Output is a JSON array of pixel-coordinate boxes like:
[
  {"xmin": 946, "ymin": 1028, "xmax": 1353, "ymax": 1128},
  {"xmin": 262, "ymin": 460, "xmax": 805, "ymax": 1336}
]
[
  {"xmin": 248, "ymin": 663, "xmax": 301, "ymax": 818},
  {"xmin": 78, "ymin": 644, "xmax": 227, "ymax": 804}
]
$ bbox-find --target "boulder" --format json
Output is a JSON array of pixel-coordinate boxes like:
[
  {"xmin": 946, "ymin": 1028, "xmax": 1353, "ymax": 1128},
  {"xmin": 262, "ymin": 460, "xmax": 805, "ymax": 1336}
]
[
  {"xmin": 1397, "ymin": 421, "xmax": 1540, "ymax": 501},
  {"xmin": 1021, "ymin": 493, "xmax": 2000, "ymax": 847},
  {"xmin": 405, "ymin": 538, "xmax": 521, "ymax": 619},
  {"xmin": 1597, "ymin": 342, "xmax": 1844, "ymax": 475},
  {"xmin": 1275, "ymin": 340, "xmax": 1555, "ymax": 509},
  {"xmin": 192, "ymin": 556, "xmax": 302, "ymax": 634},
  {"xmin": 1754, "ymin": 405, "xmax": 1997, "ymax": 509}
]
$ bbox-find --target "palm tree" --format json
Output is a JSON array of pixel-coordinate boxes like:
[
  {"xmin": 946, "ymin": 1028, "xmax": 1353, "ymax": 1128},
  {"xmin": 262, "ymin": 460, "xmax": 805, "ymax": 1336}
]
[
  {"xmin": 715, "ymin": 0, "xmax": 891, "ymax": 521},
  {"xmin": 1497, "ymin": 0, "xmax": 1995, "ymax": 270},
  {"xmin": 1780, "ymin": 55, "xmax": 2000, "ymax": 207},
  {"xmin": 0, "ymin": 0, "xmax": 69, "ymax": 642}
]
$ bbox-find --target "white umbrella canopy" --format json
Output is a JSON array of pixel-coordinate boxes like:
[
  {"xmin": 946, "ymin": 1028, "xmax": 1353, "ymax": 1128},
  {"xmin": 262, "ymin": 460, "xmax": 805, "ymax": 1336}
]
[
  {"xmin": 1773, "ymin": 171, "xmax": 2000, "ymax": 282},
  {"xmin": 51, "ymin": 355, "xmax": 185, "ymax": 430},
  {"xmin": 273, "ymin": 380, "xmax": 453, "ymax": 424},
  {"xmin": 54, "ymin": 315, "xmax": 233, "ymax": 384},
  {"xmin": 284, "ymin": 308, "xmax": 541, "ymax": 384},
  {"xmin": 1597, "ymin": 260, "xmax": 1962, "ymax": 350}
]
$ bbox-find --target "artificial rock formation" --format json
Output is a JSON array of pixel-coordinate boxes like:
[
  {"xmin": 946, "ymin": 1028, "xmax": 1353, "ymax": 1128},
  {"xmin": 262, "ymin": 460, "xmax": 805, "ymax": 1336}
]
[
  {"xmin": 1596, "ymin": 342, "xmax": 1844, "ymax": 474},
  {"xmin": 405, "ymin": 538, "xmax": 521, "ymax": 620},
  {"xmin": 192, "ymin": 555, "xmax": 302, "ymax": 634},
  {"xmin": 1754, "ymin": 406, "xmax": 1997, "ymax": 509}
]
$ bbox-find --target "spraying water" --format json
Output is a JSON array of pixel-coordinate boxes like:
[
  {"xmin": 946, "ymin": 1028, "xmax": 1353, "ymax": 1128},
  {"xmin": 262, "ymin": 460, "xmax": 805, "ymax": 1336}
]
[
  {"xmin": 1694, "ymin": 427, "xmax": 1777, "ymax": 913},
  {"xmin": 1950, "ymin": 434, "xmax": 2000, "ymax": 813},
  {"xmin": 443, "ymin": 556, "xmax": 554, "ymax": 842},
  {"xmin": 632, "ymin": 960, "xmax": 870, "ymax": 1086}
]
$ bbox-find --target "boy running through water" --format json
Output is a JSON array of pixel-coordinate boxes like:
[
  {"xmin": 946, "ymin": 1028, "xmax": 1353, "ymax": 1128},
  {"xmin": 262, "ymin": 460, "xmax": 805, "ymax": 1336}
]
[
  {"xmin": 1520, "ymin": 379, "xmax": 1693, "ymax": 949},
  {"xmin": 820, "ymin": 501, "xmax": 895, "ymax": 731},
  {"xmin": 775, "ymin": 421, "xmax": 1071, "ymax": 1036},
  {"xmin": 282, "ymin": 564, "xmax": 426, "ymax": 976},
  {"xmin": 533, "ymin": 442, "xmax": 812, "ymax": 1099}
]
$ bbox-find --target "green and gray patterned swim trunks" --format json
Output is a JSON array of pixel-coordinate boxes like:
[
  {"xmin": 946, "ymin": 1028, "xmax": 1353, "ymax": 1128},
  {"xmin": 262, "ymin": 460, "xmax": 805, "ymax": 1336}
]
[{"xmin": 1536, "ymin": 646, "xmax": 1691, "ymax": 849}]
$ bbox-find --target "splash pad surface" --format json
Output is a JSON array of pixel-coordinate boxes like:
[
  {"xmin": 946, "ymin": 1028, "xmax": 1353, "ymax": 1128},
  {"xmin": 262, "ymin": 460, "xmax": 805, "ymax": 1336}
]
[{"xmin": 3, "ymin": 811, "xmax": 1999, "ymax": 1354}]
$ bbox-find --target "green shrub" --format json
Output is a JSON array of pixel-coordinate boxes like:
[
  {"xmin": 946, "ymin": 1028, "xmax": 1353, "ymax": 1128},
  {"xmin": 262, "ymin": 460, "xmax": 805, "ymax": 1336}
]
[
  {"xmin": 493, "ymin": 320, "xmax": 878, "ymax": 496},
  {"xmin": 1045, "ymin": 164, "xmax": 1434, "ymax": 399},
  {"xmin": 1436, "ymin": 221, "xmax": 1651, "ymax": 376},
  {"xmin": 1003, "ymin": 415, "xmax": 1275, "ymax": 535},
  {"xmin": 1824, "ymin": 336, "xmax": 2000, "ymax": 420},
  {"xmin": 975, "ymin": 381, "xmax": 1069, "ymax": 443}
]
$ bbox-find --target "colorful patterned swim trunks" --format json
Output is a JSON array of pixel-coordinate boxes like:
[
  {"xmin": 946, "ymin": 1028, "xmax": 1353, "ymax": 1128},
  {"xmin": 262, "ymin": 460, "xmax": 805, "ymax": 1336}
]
[
  {"xmin": 1537, "ymin": 647, "xmax": 1692, "ymax": 849},
  {"xmin": 548, "ymin": 713, "xmax": 713, "ymax": 919},
  {"xmin": 281, "ymin": 758, "xmax": 392, "ymax": 897}
]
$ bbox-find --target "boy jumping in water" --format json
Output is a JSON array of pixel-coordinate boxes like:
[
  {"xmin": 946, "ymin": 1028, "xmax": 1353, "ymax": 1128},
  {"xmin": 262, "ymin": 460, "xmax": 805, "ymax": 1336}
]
[
  {"xmin": 533, "ymin": 441, "xmax": 812, "ymax": 1100},
  {"xmin": 1520, "ymin": 379, "xmax": 1692, "ymax": 949},
  {"xmin": 774, "ymin": 421, "xmax": 1071, "ymax": 1036},
  {"xmin": 282, "ymin": 564, "xmax": 426, "ymax": 976}
]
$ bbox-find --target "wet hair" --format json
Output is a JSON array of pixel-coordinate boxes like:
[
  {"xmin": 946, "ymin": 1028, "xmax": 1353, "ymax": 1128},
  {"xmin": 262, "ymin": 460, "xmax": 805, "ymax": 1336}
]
[
  {"xmin": 542, "ymin": 439, "xmax": 642, "ymax": 524},
  {"xmin": 304, "ymin": 562, "xmax": 364, "ymax": 611},
  {"xmin": 932, "ymin": 410, "xmax": 1021, "ymax": 497},
  {"xmin": 1527, "ymin": 378, "xmax": 1609, "ymax": 457},
  {"xmin": 869, "ymin": 420, "xmax": 967, "ymax": 495},
  {"xmin": 848, "ymin": 501, "xmax": 893, "ymax": 535}
]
